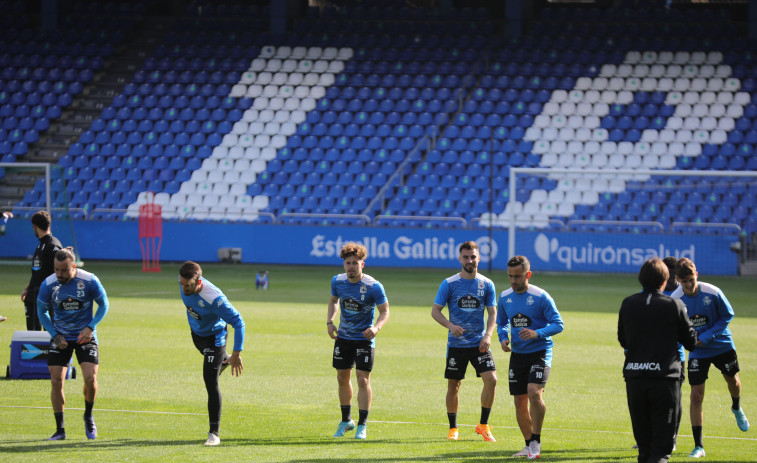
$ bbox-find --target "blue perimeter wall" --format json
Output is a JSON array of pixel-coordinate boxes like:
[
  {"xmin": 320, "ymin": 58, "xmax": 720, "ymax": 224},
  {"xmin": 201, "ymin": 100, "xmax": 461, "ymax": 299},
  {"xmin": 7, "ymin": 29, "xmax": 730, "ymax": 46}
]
[{"xmin": 0, "ymin": 220, "xmax": 739, "ymax": 275}]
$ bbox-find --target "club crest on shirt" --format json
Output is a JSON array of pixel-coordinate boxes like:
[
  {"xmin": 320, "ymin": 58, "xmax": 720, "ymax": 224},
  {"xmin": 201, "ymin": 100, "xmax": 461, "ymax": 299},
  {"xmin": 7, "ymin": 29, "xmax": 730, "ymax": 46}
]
[
  {"xmin": 512, "ymin": 312, "xmax": 531, "ymax": 328},
  {"xmin": 478, "ymin": 280, "xmax": 484, "ymax": 289},
  {"xmin": 526, "ymin": 295, "xmax": 535, "ymax": 306},
  {"xmin": 198, "ymin": 299, "xmax": 205, "ymax": 308},
  {"xmin": 77, "ymin": 281, "xmax": 85, "ymax": 290},
  {"xmin": 691, "ymin": 314, "xmax": 708, "ymax": 328},
  {"xmin": 703, "ymin": 296, "xmax": 712, "ymax": 306},
  {"xmin": 217, "ymin": 299, "xmax": 223, "ymax": 307},
  {"xmin": 458, "ymin": 294, "xmax": 480, "ymax": 310},
  {"xmin": 360, "ymin": 285, "xmax": 367, "ymax": 293},
  {"xmin": 187, "ymin": 306, "xmax": 201, "ymax": 320}
]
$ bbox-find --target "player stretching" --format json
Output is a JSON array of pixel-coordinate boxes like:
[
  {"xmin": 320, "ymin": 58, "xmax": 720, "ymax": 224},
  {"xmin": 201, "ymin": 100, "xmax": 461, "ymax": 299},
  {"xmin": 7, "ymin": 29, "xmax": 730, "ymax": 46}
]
[
  {"xmin": 179, "ymin": 261, "xmax": 245, "ymax": 446},
  {"xmin": 672, "ymin": 258, "xmax": 749, "ymax": 459},
  {"xmin": 431, "ymin": 241, "xmax": 498, "ymax": 442},
  {"xmin": 498, "ymin": 256, "xmax": 564, "ymax": 459},
  {"xmin": 37, "ymin": 248, "xmax": 109, "ymax": 441},
  {"xmin": 327, "ymin": 242, "xmax": 390, "ymax": 440}
]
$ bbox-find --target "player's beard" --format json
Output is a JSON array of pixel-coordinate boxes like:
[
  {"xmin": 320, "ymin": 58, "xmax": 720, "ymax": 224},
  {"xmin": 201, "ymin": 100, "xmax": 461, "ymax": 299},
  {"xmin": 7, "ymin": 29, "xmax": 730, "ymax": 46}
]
[{"xmin": 462, "ymin": 263, "xmax": 476, "ymax": 276}]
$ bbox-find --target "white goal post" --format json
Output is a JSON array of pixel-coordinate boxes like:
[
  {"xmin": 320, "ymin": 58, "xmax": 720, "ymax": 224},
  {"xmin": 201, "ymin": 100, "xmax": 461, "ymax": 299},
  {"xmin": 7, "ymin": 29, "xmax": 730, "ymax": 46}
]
[{"xmin": 0, "ymin": 162, "xmax": 52, "ymax": 212}]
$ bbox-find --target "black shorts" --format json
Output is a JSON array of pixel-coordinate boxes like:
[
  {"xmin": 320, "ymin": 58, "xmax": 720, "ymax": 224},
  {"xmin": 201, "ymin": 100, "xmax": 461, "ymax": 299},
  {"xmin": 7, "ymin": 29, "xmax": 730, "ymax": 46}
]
[
  {"xmin": 333, "ymin": 338, "xmax": 374, "ymax": 372},
  {"xmin": 48, "ymin": 340, "xmax": 99, "ymax": 366},
  {"xmin": 508, "ymin": 350, "xmax": 550, "ymax": 396},
  {"xmin": 192, "ymin": 331, "xmax": 227, "ymax": 369},
  {"xmin": 688, "ymin": 349, "xmax": 740, "ymax": 386},
  {"xmin": 444, "ymin": 346, "xmax": 496, "ymax": 380}
]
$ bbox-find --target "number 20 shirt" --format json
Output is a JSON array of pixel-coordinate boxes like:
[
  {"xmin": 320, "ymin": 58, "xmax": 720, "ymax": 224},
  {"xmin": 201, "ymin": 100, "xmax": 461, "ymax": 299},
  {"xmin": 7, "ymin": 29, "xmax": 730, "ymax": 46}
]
[{"xmin": 434, "ymin": 274, "xmax": 496, "ymax": 348}]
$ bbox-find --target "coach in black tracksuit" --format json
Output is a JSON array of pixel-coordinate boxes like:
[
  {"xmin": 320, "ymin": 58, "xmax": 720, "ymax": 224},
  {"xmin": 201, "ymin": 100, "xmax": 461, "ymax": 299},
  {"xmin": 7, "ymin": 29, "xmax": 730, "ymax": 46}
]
[
  {"xmin": 21, "ymin": 211, "xmax": 62, "ymax": 330},
  {"xmin": 618, "ymin": 258, "xmax": 698, "ymax": 463}
]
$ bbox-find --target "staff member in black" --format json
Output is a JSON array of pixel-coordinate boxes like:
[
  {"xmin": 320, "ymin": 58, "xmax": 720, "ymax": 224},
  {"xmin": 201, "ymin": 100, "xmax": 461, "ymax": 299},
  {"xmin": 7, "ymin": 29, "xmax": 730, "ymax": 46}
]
[
  {"xmin": 21, "ymin": 211, "xmax": 62, "ymax": 330},
  {"xmin": 618, "ymin": 258, "xmax": 697, "ymax": 463}
]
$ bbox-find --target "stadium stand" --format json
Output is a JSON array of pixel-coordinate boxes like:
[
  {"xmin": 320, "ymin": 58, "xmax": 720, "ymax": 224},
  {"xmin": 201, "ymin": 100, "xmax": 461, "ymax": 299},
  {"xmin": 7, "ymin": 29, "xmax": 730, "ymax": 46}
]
[{"xmin": 2, "ymin": 0, "xmax": 756, "ymax": 241}]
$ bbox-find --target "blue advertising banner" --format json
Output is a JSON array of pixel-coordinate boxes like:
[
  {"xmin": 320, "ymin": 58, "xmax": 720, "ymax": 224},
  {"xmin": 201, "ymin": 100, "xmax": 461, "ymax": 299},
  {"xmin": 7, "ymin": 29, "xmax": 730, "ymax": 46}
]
[{"xmin": 0, "ymin": 220, "xmax": 739, "ymax": 275}]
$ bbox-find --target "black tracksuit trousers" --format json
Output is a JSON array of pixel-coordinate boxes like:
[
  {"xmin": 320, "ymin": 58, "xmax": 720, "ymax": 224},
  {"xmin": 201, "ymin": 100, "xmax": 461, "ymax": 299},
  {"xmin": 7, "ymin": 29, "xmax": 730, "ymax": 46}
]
[{"xmin": 626, "ymin": 378, "xmax": 679, "ymax": 463}]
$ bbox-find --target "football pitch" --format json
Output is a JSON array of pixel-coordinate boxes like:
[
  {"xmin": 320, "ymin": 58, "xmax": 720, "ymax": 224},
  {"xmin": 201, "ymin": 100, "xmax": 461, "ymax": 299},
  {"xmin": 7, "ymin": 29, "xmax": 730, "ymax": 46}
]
[{"xmin": 0, "ymin": 260, "xmax": 755, "ymax": 462}]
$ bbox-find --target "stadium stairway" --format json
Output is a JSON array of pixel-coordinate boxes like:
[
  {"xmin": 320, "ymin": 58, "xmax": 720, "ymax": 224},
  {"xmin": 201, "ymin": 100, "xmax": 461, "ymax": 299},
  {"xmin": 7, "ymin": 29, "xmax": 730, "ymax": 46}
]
[
  {"xmin": 7, "ymin": 0, "xmax": 757, "ymax": 239},
  {"xmin": 0, "ymin": 1, "xmax": 144, "ymax": 211}
]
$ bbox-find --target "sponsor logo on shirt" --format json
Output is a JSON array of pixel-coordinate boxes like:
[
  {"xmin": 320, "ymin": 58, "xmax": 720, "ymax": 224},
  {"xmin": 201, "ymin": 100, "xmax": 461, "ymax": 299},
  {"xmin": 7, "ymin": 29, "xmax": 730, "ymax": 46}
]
[
  {"xmin": 625, "ymin": 362, "xmax": 662, "ymax": 371},
  {"xmin": 512, "ymin": 313, "xmax": 531, "ymax": 328},
  {"xmin": 343, "ymin": 298, "xmax": 362, "ymax": 312},
  {"xmin": 187, "ymin": 306, "xmax": 201, "ymax": 320},
  {"xmin": 458, "ymin": 294, "xmax": 480, "ymax": 309},
  {"xmin": 60, "ymin": 297, "xmax": 82, "ymax": 312},
  {"xmin": 691, "ymin": 314, "xmax": 709, "ymax": 328}
]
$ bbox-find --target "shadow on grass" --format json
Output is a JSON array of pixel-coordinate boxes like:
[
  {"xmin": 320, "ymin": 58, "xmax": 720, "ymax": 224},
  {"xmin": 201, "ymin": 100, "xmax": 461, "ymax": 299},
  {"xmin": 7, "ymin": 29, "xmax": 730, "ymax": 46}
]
[{"xmin": 0, "ymin": 438, "xmax": 740, "ymax": 463}]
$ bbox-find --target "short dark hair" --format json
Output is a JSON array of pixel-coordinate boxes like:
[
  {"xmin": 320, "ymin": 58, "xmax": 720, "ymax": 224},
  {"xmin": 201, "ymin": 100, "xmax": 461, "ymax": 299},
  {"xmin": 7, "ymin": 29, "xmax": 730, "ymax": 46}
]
[
  {"xmin": 638, "ymin": 258, "xmax": 668, "ymax": 291},
  {"xmin": 675, "ymin": 257, "xmax": 696, "ymax": 280},
  {"xmin": 31, "ymin": 210, "xmax": 51, "ymax": 230},
  {"xmin": 662, "ymin": 256, "xmax": 677, "ymax": 271},
  {"xmin": 507, "ymin": 255, "xmax": 530, "ymax": 272},
  {"xmin": 340, "ymin": 242, "xmax": 367, "ymax": 261},
  {"xmin": 179, "ymin": 261, "xmax": 202, "ymax": 280},
  {"xmin": 459, "ymin": 241, "xmax": 479, "ymax": 254},
  {"xmin": 55, "ymin": 247, "xmax": 75, "ymax": 262}
]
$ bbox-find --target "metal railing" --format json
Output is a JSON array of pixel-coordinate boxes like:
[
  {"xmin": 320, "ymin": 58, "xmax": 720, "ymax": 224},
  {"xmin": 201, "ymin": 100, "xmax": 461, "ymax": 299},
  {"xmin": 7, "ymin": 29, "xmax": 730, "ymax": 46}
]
[{"xmin": 374, "ymin": 215, "xmax": 467, "ymax": 227}]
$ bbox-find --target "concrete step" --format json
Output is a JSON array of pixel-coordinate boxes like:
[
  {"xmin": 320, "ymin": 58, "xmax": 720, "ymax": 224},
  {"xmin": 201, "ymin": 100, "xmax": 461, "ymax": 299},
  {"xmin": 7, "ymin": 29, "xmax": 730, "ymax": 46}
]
[{"xmin": 739, "ymin": 261, "xmax": 757, "ymax": 276}]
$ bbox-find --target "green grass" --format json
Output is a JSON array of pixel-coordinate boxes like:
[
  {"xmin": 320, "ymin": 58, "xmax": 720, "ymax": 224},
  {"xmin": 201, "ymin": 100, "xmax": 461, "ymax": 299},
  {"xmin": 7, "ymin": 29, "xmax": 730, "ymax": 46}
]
[{"xmin": 1, "ymin": 261, "xmax": 756, "ymax": 462}]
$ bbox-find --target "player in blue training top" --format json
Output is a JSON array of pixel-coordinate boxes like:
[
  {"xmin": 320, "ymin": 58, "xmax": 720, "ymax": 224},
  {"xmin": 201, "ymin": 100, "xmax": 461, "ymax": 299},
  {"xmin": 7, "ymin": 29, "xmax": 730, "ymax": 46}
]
[
  {"xmin": 37, "ymin": 247, "xmax": 109, "ymax": 441},
  {"xmin": 431, "ymin": 240, "xmax": 497, "ymax": 443},
  {"xmin": 671, "ymin": 257, "xmax": 749, "ymax": 459},
  {"xmin": 178, "ymin": 261, "xmax": 245, "ymax": 447},
  {"xmin": 327, "ymin": 242, "xmax": 389, "ymax": 440},
  {"xmin": 497, "ymin": 255, "xmax": 564, "ymax": 460}
]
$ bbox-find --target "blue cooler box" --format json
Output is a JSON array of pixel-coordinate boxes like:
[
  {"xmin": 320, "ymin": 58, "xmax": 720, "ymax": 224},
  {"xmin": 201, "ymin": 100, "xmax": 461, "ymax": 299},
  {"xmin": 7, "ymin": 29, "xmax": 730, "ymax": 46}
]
[{"xmin": 7, "ymin": 330, "xmax": 74, "ymax": 379}]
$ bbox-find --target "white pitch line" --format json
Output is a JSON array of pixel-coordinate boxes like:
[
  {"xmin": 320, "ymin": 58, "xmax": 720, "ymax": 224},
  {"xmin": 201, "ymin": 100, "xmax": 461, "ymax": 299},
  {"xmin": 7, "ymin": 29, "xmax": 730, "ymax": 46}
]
[
  {"xmin": 367, "ymin": 420, "xmax": 757, "ymax": 442},
  {"xmin": 4, "ymin": 406, "xmax": 756, "ymax": 442},
  {"xmin": 0, "ymin": 405, "xmax": 203, "ymax": 416}
]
